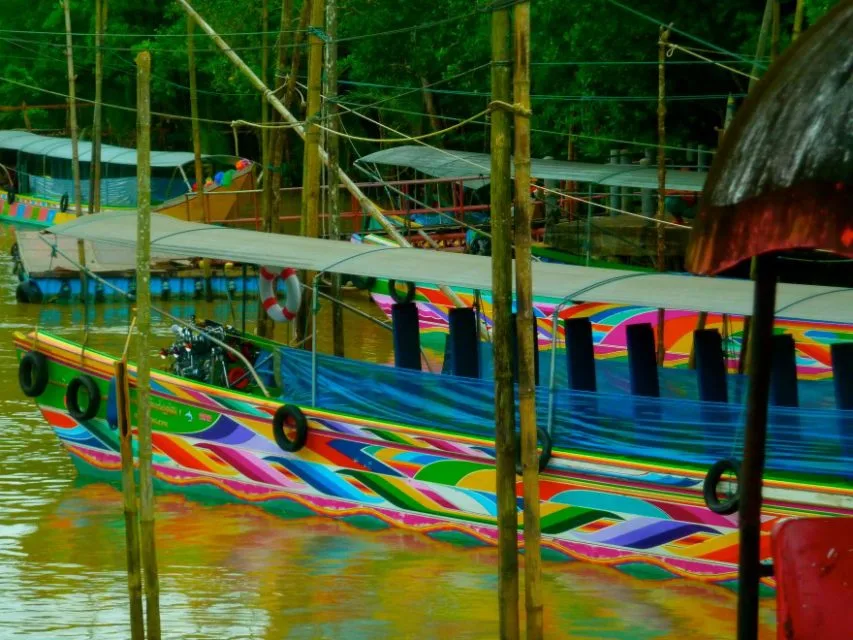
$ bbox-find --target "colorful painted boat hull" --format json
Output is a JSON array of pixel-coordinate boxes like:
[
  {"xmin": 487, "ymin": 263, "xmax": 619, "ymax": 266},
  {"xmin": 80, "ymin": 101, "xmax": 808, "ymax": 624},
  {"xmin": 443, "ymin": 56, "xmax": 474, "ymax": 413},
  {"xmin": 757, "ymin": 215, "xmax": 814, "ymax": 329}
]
[
  {"xmin": 367, "ymin": 280, "xmax": 851, "ymax": 380},
  {"xmin": 17, "ymin": 331, "xmax": 853, "ymax": 591},
  {"xmin": 0, "ymin": 168, "xmax": 255, "ymax": 229}
]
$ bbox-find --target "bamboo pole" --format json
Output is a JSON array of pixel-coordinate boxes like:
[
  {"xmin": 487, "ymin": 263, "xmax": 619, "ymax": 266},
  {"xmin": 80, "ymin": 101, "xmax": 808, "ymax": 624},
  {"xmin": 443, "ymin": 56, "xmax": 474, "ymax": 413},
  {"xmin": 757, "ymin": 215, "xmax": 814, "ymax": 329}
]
[
  {"xmin": 655, "ymin": 26, "xmax": 670, "ymax": 366},
  {"xmin": 325, "ymin": 0, "xmax": 344, "ymax": 358},
  {"xmin": 741, "ymin": 0, "xmax": 773, "ymax": 373},
  {"xmin": 301, "ymin": 0, "xmax": 323, "ymax": 241},
  {"xmin": 512, "ymin": 2, "xmax": 541, "ymax": 638},
  {"xmin": 792, "ymin": 0, "xmax": 805, "ymax": 40},
  {"xmin": 135, "ymin": 50, "xmax": 162, "ymax": 640},
  {"xmin": 284, "ymin": 0, "xmax": 312, "ymax": 109},
  {"xmin": 736, "ymin": 255, "xmax": 778, "ymax": 640},
  {"xmin": 115, "ymin": 358, "xmax": 145, "ymax": 640},
  {"xmin": 771, "ymin": 0, "xmax": 781, "ymax": 62},
  {"xmin": 750, "ymin": 0, "xmax": 773, "ymax": 91},
  {"xmin": 187, "ymin": 18, "xmax": 210, "ymax": 225},
  {"xmin": 260, "ymin": 0, "xmax": 273, "ymax": 231},
  {"xmin": 256, "ymin": 0, "xmax": 275, "ymax": 340},
  {"xmin": 491, "ymin": 5, "xmax": 519, "ymax": 639},
  {"xmin": 269, "ymin": 0, "xmax": 293, "ymax": 225},
  {"xmin": 89, "ymin": 0, "xmax": 107, "ymax": 214},
  {"xmin": 295, "ymin": 0, "xmax": 325, "ymax": 345},
  {"xmin": 63, "ymin": 0, "xmax": 88, "ymax": 305},
  {"xmin": 176, "ymin": 0, "xmax": 470, "ymax": 311}
]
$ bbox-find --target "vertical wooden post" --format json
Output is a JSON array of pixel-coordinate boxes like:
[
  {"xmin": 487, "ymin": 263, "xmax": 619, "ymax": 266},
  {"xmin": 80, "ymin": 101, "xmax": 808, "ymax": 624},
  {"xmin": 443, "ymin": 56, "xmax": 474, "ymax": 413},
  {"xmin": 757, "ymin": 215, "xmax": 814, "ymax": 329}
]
[
  {"xmin": 296, "ymin": 0, "xmax": 324, "ymax": 345},
  {"xmin": 256, "ymin": 1, "xmax": 275, "ymax": 339},
  {"xmin": 285, "ymin": 0, "xmax": 313, "ymax": 109},
  {"xmin": 89, "ymin": 0, "xmax": 107, "ymax": 214},
  {"xmin": 63, "ymin": 0, "xmax": 87, "ymax": 305},
  {"xmin": 771, "ymin": 0, "xmax": 781, "ymax": 62},
  {"xmin": 741, "ymin": 0, "xmax": 773, "ymax": 371},
  {"xmin": 115, "ymin": 359, "xmax": 145, "ymax": 640},
  {"xmin": 135, "ymin": 50, "xmax": 162, "ymax": 640},
  {"xmin": 269, "ymin": 0, "xmax": 294, "ymax": 231},
  {"xmin": 302, "ymin": 0, "xmax": 324, "ymax": 240},
  {"xmin": 655, "ymin": 26, "xmax": 670, "ymax": 366},
  {"xmin": 792, "ymin": 0, "xmax": 805, "ymax": 40},
  {"xmin": 187, "ymin": 18, "xmax": 210, "ymax": 225},
  {"xmin": 751, "ymin": 0, "xmax": 774, "ymax": 91},
  {"xmin": 260, "ymin": 0, "xmax": 274, "ymax": 234},
  {"xmin": 324, "ymin": 0, "xmax": 344, "ymax": 357},
  {"xmin": 737, "ymin": 255, "xmax": 778, "ymax": 640},
  {"xmin": 491, "ymin": 4, "xmax": 519, "ymax": 638},
  {"xmin": 513, "ymin": 2, "xmax": 542, "ymax": 638}
]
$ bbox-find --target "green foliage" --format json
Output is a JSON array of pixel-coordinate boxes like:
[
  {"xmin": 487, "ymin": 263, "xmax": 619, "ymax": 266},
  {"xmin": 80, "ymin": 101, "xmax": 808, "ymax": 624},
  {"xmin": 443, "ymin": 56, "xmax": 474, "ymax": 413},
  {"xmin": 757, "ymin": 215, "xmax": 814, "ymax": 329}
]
[{"xmin": 0, "ymin": 0, "xmax": 843, "ymax": 171}]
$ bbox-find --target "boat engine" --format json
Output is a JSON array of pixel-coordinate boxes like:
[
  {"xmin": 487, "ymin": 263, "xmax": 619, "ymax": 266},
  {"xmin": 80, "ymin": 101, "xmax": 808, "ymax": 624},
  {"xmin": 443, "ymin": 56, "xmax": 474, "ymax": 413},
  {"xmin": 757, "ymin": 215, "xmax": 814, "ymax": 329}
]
[{"xmin": 159, "ymin": 318, "xmax": 234, "ymax": 385}]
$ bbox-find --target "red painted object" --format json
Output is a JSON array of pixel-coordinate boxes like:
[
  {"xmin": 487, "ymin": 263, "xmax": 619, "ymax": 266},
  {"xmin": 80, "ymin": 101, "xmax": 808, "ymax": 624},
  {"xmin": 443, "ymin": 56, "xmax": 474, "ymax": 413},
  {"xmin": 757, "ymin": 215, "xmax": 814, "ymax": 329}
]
[{"xmin": 772, "ymin": 517, "xmax": 853, "ymax": 639}]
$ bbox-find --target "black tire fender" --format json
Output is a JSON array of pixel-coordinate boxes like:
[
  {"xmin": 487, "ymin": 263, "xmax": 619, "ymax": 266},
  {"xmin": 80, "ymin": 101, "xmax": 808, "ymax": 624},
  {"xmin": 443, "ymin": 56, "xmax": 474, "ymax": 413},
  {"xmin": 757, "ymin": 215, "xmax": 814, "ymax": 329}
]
[
  {"xmin": 60, "ymin": 193, "xmax": 69, "ymax": 213},
  {"xmin": 272, "ymin": 404, "xmax": 308, "ymax": 452},
  {"xmin": 65, "ymin": 375, "xmax": 101, "ymax": 421},
  {"xmin": 703, "ymin": 459, "xmax": 740, "ymax": 515},
  {"xmin": 16, "ymin": 280, "xmax": 43, "ymax": 304},
  {"xmin": 515, "ymin": 427, "xmax": 553, "ymax": 475},
  {"xmin": 19, "ymin": 351, "xmax": 49, "ymax": 397},
  {"xmin": 388, "ymin": 279, "xmax": 416, "ymax": 305}
]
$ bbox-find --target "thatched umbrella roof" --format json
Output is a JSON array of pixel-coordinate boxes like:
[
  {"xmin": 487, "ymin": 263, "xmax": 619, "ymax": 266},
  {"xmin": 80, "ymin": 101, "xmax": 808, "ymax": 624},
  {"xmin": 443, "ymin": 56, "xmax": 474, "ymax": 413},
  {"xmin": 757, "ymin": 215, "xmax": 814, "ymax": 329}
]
[{"xmin": 686, "ymin": 0, "xmax": 853, "ymax": 276}]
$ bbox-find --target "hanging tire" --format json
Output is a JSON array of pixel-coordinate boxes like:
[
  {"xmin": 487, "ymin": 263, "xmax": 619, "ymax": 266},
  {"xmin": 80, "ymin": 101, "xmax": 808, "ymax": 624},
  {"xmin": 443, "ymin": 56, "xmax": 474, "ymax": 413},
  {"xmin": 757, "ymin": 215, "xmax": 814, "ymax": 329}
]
[
  {"xmin": 515, "ymin": 427, "xmax": 553, "ymax": 475},
  {"xmin": 18, "ymin": 351, "xmax": 49, "ymax": 398},
  {"xmin": 59, "ymin": 193, "xmax": 69, "ymax": 213},
  {"xmin": 703, "ymin": 459, "xmax": 741, "ymax": 515},
  {"xmin": 16, "ymin": 280, "xmax": 43, "ymax": 304},
  {"xmin": 272, "ymin": 404, "xmax": 308, "ymax": 452},
  {"xmin": 388, "ymin": 279, "xmax": 416, "ymax": 304},
  {"xmin": 65, "ymin": 375, "xmax": 101, "ymax": 421}
]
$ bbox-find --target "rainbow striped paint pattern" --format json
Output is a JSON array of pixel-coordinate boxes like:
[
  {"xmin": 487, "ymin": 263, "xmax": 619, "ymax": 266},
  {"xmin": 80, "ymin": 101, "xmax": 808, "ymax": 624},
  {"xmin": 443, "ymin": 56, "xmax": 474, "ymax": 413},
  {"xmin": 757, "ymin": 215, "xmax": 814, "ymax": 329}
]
[
  {"xmin": 17, "ymin": 331, "xmax": 853, "ymax": 591},
  {"xmin": 1, "ymin": 191, "xmax": 78, "ymax": 227},
  {"xmin": 369, "ymin": 282, "xmax": 850, "ymax": 379}
]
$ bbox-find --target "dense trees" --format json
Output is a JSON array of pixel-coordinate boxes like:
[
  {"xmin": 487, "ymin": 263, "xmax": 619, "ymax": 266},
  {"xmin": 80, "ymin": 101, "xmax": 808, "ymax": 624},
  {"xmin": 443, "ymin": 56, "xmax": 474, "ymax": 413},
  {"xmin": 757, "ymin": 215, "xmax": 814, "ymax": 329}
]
[{"xmin": 0, "ymin": 0, "xmax": 842, "ymax": 176}]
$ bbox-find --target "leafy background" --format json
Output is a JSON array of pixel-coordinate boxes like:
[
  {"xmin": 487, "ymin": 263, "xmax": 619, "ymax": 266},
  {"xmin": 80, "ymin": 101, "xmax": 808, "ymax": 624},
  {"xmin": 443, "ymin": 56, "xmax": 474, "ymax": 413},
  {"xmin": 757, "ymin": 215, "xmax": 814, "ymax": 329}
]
[{"xmin": 0, "ymin": 0, "xmax": 842, "ymax": 179}]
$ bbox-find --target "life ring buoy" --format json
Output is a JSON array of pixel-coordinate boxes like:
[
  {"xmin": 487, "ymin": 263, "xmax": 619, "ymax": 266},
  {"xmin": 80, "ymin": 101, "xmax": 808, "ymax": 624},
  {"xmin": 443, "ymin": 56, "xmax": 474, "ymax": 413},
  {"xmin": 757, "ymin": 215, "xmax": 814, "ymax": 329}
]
[
  {"xmin": 272, "ymin": 404, "xmax": 308, "ymax": 452},
  {"xmin": 18, "ymin": 351, "xmax": 49, "ymax": 397},
  {"xmin": 259, "ymin": 266, "xmax": 301, "ymax": 323},
  {"xmin": 515, "ymin": 427, "xmax": 553, "ymax": 475},
  {"xmin": 703, "ymin": 459, "xmax": 740, "ymax": 515},
  {"xmin": 65, "ymin": 375, "xmax": 101, "ymax": 421},
  {"xmin": 60, "ymin": 193, "xmax": 69, "ymax": 213},
  {"xmin": 388, "ymin": 279, "xmax": 416, "ymax": 305}
]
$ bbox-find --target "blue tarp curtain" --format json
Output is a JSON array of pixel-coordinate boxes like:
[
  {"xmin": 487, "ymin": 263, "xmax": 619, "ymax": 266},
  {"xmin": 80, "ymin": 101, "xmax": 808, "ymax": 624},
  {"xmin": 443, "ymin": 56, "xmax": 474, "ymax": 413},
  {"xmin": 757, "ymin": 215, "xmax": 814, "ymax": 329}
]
[{"xmin": 279, "ymin": 346, "xmax": 851, "ymax": 483}]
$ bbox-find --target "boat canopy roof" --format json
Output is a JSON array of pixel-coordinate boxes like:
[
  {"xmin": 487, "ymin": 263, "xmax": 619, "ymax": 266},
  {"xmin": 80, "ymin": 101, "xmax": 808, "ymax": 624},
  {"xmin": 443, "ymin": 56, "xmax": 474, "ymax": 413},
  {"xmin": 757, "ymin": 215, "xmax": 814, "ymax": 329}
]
[
  {"xmin": 46, "ymin": 212, "xmax": 851, "ymax": 324},
  {"xmin": 357, "ymin": 145, "xmax": 706, "ymax": 193},
  {"xmin": 0, "ymin": 130, "xmax": 203, "ymax": 169}
]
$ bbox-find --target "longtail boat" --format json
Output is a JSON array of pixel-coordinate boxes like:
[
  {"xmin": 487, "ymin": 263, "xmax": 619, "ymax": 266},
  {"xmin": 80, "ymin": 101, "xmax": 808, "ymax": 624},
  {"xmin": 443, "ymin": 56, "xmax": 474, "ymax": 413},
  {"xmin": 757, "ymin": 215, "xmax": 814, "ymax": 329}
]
[
  {"xmin": 0, "ymin": 130, "xmax": 254, "ymax": 227},
  {"xmin": 15, "ymin": 212, "xmax": 853, "ymax": 592}
]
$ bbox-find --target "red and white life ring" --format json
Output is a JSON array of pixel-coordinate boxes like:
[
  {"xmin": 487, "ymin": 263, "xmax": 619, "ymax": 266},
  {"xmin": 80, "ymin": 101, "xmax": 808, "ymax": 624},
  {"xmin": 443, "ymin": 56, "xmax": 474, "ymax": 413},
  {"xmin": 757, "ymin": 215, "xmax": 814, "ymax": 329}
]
[{"xmin": 259, "ymin": 266, "xmax": 301, "ymax": 322}]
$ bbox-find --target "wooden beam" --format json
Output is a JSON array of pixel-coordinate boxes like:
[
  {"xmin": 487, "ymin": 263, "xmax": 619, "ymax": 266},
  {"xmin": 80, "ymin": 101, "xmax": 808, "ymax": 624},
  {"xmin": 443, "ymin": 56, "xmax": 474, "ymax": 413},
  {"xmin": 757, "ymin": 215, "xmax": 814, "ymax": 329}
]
[
  {"xmin": 134, "ymin": 49, "xmax": 162, "ymax": 640},
  {"xmin": 491, "ymin": 5, "xmax": 520, "ymax": 638},
  {"xmin": 513, "ymin": 2, "xmax": 542, "ymax": 638}
]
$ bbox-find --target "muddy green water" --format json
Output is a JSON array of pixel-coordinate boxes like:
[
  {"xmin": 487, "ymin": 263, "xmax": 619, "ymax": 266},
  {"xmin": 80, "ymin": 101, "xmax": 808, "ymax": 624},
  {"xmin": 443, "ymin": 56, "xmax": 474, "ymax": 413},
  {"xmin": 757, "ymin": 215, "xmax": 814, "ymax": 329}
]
[{"xmin": 0, "ymin": 223, "xmax": 776, "ymax": 639}]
